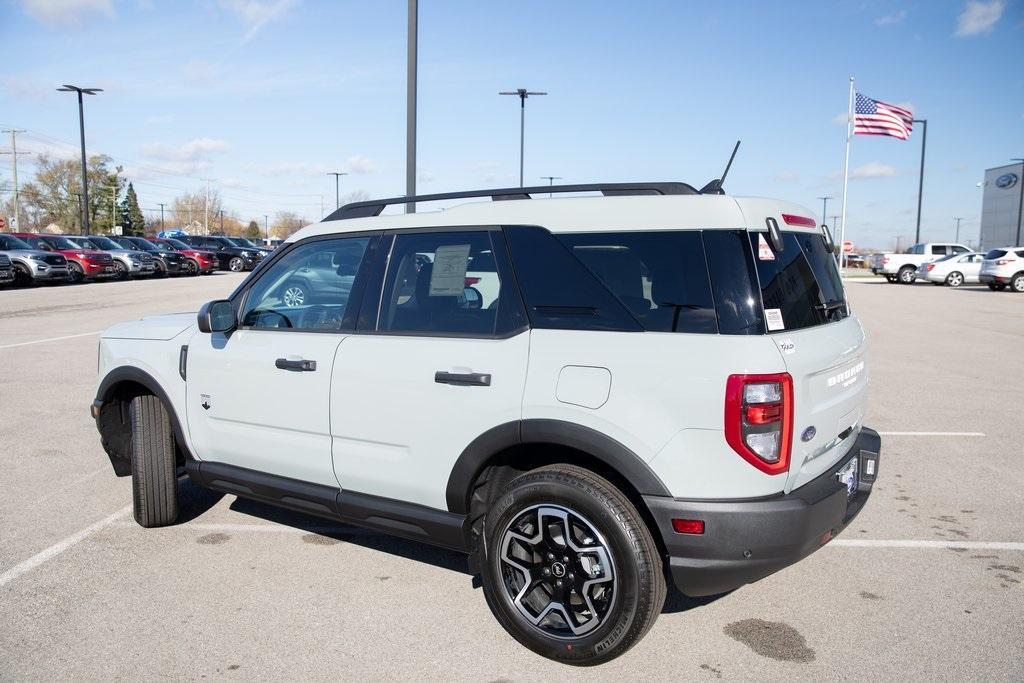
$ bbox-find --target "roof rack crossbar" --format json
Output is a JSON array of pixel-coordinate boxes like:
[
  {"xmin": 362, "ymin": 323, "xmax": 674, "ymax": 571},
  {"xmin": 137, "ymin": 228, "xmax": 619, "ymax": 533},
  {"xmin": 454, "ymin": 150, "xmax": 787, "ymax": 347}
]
[{"xmin": 323, "ymin": 182, "xmax": 698, "ymax": 220}]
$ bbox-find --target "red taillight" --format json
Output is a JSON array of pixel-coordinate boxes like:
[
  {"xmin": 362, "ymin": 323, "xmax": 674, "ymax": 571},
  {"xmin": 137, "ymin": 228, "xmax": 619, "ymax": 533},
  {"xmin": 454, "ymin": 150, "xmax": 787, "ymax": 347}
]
[
  {"xmin": 780, "ymin": 213, "xmax": 817, "ymax": 228},
  {"xmin": 671, "ymin": 519, "xmax": 705, "ymax": 535},
  {"xmin": 925, "ymin": 264, "xmax": 935, "ymax": 271},
  {"xmin": 725, "ymin": 373, "xmax": 793, "ymax": 475},
  {"xmin": 882, "ymin": 256, "xmax": 889, "ymax": 264},
  {"xmin": 464, "ymin": 276, "xmax": 481, "ymax": 286}
]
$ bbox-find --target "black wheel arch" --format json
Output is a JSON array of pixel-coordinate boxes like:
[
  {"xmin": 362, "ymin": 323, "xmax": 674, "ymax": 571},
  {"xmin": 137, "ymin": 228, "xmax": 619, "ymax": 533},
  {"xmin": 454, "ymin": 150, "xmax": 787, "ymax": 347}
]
[
  {"xmin": 445, "ymin": 419, "xmax": 672, "ymax": 515},
  {"xmin": 95, "ymin": 366, "xmax": 193, "ymax": 476}
]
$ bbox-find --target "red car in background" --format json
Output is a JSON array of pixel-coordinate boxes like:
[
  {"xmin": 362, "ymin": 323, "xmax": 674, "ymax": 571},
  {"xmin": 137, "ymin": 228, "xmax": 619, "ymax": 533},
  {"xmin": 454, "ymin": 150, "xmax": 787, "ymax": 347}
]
[
  {"xmin": 146, "ymin": 237, "xmax": 218, "ymax": 275},
  {"xmin": 11, "ymin": 232, "xmax": 117, "ymax": 283}
]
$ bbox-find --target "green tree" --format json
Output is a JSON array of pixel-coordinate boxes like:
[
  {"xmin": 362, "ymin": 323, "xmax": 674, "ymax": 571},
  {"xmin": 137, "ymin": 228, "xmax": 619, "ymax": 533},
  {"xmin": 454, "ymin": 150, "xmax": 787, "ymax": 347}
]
[
  {"xmin": 18, "ymin": 154, "xmax": 122, "ymax": 233},
  {"xmin": 118, "ymin": 182, "xmax": 145, "ymax": 236},
  {"xmin": 245, "ymin": 220, "xmax": 261, "ymax": 239}
]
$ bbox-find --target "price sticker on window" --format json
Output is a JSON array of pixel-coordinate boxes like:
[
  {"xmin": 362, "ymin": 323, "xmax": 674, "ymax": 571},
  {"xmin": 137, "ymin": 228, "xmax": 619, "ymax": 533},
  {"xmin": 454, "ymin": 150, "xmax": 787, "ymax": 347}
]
[{"xmin": 429, "ymin": 244, "xmax": 472, "ymax": 295}]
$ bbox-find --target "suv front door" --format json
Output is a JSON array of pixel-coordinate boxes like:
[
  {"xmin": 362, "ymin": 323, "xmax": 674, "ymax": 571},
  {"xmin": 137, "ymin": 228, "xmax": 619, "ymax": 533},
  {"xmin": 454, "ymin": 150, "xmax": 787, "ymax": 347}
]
[
  {"xmin": 185, "ymin": 235, "xmax": 377, "ymax": 486},
  {"xmin": 329, "ymin": 229, "xmax": 529, "ymax": 510}
]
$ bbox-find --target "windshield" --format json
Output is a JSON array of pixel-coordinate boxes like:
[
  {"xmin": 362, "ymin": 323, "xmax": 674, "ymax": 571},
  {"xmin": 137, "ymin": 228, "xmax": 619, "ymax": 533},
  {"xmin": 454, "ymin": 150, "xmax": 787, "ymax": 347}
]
[
  {"xmin": 0, "ymin": 234, "xmax": 34, "ymax": 250},
  {"xmin": 85, "ymin": 236, "xmax": 119, "ymax": 250},
  {"xmin": 163, "ymin": 238, "xmax": 190, "ymax": 250},
  {"xmin": 228, "ymin": 237, "xmax": 256, "ymax": 248},
  {"xmin": 44, "ymin": 236, "xmax": 79, "ymax": 250},
  {"xmin": 128, "ymin": 238, "xmax": 160, "ymax": 252}
]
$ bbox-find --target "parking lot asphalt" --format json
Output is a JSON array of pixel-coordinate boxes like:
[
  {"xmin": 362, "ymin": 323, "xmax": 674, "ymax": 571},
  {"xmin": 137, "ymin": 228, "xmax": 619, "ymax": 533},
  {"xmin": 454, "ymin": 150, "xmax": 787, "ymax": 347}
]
[{"xmin": 1, "ymin": 275, "xmax": 1022, "ymax": 681}]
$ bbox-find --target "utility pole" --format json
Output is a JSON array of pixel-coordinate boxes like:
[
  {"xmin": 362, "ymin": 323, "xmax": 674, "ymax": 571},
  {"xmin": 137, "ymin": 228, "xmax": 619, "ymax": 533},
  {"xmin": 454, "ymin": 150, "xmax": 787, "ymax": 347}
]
[
  {"xmin": 57, "ymin": 85, "xmax": 102, "ymax": 235},
  {"xmin": 219, "ymin": 209, "xmax": 224, "ymax": 232},
  {"xmin": 264, "ymin": 214, "xmax": 269, "ymax": 241},
  {"xmin": 500, "ymin": 88, "xmax": 547, "ymax": 187},
  {"xmin": 158, "ymin": 203, "xmax": 165, "ymax": 231},
  {"xmin": 110, "ymin": 172, "xmax": 117, "ymax": 234},
  {"xmin": 817, "ymin": 196, "xmax": 833, "ymax": 227},
  {"xmin": 1, "ymin": 129, "xmax": 30, "ymax": 231},
  {"xmin": 406, "ymin": 0, "xmax": 417, "ymax": 213},
  {"xmin": 912, "ymin": 118, "xmax": 927, "ymax": 243},
  {"xmin": 327, "ymin": 172, "xmax": 347, "ymax": 209},
  {"xmin": 953, "ymin": 216, "xmax": 964, "ymax": 242},
  {"xmin": 202, "ymin": 178, "xmax": 212, "ymax": 235},
  {"xmin": 541, "ymin": 176, "xmax": 562, "ymax": 197}
]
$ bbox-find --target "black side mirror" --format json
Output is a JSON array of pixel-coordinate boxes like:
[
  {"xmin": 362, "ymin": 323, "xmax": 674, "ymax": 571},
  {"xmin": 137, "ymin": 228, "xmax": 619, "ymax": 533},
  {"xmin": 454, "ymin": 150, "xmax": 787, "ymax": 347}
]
[
  {"xmin": 765, "ymin": 217, "xmax": 785, "ymax": 252},
  {"xmin": 198, "ymin": 300, "xmax": 236, "ymax": 333},
  {"xmin": 821, "ymin": 224, "xmax": 836, "ymax": 251}
]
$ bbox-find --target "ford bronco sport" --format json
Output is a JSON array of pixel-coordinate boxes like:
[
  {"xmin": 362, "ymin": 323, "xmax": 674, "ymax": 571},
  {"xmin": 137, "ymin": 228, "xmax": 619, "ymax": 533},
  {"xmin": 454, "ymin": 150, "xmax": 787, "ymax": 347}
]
[{"xmin": 92, "ymin": 183, "xmax": 880, "ymax": 665}]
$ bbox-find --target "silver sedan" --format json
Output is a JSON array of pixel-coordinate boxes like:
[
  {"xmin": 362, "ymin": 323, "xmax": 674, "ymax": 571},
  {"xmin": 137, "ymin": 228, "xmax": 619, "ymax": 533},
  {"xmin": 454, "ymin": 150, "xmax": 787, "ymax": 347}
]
[{"xmin": 917, "ymin": 252, "xmax": 983, "ymax": 287}]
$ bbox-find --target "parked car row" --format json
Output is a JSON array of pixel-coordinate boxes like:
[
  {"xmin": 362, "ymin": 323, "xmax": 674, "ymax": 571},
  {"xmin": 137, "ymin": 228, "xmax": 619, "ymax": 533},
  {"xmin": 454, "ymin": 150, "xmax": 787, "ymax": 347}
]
[
  {"xmin": 0, "ymin": 232, "xmax": 271, "ymax": 287},
  {"xmin": 871, "ymin": 242, "xmax": 1024, "ymax": 292}
]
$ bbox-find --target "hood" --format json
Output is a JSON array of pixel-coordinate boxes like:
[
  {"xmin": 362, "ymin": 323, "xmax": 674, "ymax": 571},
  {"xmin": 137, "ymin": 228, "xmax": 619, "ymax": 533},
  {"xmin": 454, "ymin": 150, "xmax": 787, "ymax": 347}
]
[
  {"xmin": 102, "ymin": 312, "xmax": 197, "ymax": 341},
  {"xmin": 2, "ymin": 248, "xmax": 60, "ymax": 260}
]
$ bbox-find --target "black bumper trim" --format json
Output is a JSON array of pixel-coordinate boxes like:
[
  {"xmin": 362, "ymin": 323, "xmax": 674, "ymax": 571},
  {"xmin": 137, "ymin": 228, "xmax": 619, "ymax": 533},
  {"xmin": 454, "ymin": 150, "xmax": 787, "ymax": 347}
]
[{"xmin": 645, "ymin": 427, "xmax": 881, "ymax": 597}]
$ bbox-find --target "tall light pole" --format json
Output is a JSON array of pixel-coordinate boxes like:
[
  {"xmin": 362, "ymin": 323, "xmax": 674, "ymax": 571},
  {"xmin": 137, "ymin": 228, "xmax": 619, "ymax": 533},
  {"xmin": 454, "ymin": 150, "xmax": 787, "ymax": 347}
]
[
  {"xmin": 57, "ymin": 85, "xmax": 102, "ymax": 235},
  {"xmin": 406, "ymin": 0, "xmax": 417, "ymax": 213},
  {"xmin": 541, "ymin": 175, "xmax": 562, "ymax": 197},
  {"xmin": 500, "ymin": 88, "xmax": 547, "ymax": 187},
  {"xmin": 953, "ymin": 216, "xmax": 964, "ymax": 242},
  {"xmin": 912, "ymin": 118, "xmax": 927, "ymax": 244},
  {"xmin": 1012, "ymin": 158, "xmax": 1024, "ymax": 246},
  {"xmin": 817, "ymin": 196, "xmax": 833, "ymax": 227},
  {"xmin": 201, "ymin": 178, "xmax": 213, "ymax": 235},
  {"xmin": 327, "ymin": 172, "xmax": 347, "ymax": 209},
  {"xmin": 264, "ymin": 214, "xmax": 269, "ymax": 241}
]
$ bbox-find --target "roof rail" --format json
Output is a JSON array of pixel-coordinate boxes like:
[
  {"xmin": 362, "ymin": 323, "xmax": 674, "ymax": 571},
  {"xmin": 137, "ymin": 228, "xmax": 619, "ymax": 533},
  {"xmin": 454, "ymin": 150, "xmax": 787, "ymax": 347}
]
[{"xmin": 323, "ymin": 182, "xmax": 698, "ymax": 221}]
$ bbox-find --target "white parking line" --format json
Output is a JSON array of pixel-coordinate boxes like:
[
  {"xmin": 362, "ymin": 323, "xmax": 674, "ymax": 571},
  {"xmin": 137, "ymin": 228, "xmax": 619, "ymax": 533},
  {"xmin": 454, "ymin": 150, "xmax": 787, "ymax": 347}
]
[
  {"xmin": 0, "ymin": 505, "xmax": 131, "ymax": 589},
  {"xmin": 878, "ymin": 431, "xmax": 985, "ymax": 437},
  {"xmin": 0, "ymin": 331, "xmax": 101, "ymax": 350},
  {"xmin": 831, "ymin": 539, "xmax": 1024, "ymax": 551}
]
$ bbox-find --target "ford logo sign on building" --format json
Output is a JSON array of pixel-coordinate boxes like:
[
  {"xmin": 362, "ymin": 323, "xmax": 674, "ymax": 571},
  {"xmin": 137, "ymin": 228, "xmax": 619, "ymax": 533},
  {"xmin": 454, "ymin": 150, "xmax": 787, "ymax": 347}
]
[{"xmin": 995, "ymin": 173, "xmax": 1018, "ymax": 189}]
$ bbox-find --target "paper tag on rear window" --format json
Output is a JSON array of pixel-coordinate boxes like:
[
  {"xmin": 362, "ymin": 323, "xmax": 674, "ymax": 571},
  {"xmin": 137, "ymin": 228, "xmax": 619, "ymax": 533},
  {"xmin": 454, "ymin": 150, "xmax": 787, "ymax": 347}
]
[
  {"xmin": 429, "ymin": 244, "xmax": 472, "ymax": 295},
  {"xmin": 765, "ymin": 308, "xmax": 785, "ymax": 331},
  {"xmin": 757, "ymin": 234, "xmax": 775, "ymax": 261}
]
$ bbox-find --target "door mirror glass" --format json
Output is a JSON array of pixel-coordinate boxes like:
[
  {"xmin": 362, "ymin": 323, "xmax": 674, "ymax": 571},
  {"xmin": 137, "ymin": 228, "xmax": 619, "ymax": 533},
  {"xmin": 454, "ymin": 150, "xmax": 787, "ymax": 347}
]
[{"xmin": 198, "ymin": 300, "xmax": 236, "ymax": 333}]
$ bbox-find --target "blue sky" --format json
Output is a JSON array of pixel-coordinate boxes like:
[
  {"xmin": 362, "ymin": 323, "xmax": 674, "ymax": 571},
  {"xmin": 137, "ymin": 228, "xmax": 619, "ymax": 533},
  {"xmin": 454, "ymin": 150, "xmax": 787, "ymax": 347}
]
[{"xmin": 1, "ymin": 0, "xmax": 1021, "ymax": 247}]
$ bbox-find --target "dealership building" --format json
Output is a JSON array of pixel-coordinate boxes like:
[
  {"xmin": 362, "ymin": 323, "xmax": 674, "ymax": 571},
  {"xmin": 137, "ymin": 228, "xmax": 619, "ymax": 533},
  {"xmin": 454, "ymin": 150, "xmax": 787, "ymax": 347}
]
[{"xmin": 979, "ymin": 162, "xmax": 1024, "ymax": 249}]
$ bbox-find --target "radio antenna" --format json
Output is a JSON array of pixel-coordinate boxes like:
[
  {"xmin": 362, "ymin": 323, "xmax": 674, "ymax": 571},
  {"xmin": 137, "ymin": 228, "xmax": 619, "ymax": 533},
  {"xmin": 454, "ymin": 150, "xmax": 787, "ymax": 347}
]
[{"xmin": 699, "ymin": 140, "xmax": 741, "ymax": 195}]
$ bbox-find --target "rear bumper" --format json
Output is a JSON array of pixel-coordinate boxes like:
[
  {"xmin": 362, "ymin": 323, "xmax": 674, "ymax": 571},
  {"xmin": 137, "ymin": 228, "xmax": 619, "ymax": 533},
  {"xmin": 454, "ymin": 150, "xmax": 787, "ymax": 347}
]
[
  {"xmin": 645, "ymin": 427, "xmax": 881, "ymax": 597},
  {"xmin": 979, "ymin": 274, "xmax": 1004, "ymax": 284}
]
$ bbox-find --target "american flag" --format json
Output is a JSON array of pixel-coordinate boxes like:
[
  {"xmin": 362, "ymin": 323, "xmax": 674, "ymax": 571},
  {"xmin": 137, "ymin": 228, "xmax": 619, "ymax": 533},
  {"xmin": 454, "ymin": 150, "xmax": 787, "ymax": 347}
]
[{"xmin": 854, "ymin": 93, "xmax": 914, "ymax": 140}]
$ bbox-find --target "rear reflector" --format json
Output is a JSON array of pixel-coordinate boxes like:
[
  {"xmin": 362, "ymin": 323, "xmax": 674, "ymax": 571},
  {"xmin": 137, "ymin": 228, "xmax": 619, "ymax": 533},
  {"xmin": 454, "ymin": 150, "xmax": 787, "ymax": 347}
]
[
  {"xmin": 671, "ymin": 519, "xmax": 705, "ymax": 535},
  {"xmin": 780, "ymin": 213, "xmax": 817, "ymax": 228}
]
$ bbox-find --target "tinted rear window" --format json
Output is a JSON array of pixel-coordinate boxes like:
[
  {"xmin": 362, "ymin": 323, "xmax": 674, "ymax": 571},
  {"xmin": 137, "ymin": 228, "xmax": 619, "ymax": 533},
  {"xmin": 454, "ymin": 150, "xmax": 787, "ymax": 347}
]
[
  {"xmin": 985, "ymin": 250, "xmax": 1007, "ymax": 259},
  {"xmin": 557, "ymin": 231, "xmax": 717, "ymax": 333},
  {"xmin": 748, "ymin": 232, "xmax": 848, "ymax": 331}
]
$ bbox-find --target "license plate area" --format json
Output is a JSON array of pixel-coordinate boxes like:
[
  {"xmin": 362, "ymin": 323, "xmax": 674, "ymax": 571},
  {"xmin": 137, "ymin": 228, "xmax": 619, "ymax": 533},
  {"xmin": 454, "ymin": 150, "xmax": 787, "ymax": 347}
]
[{"xmin": 836, "ymin": 457, "xmax": 858, "ymax": 499}]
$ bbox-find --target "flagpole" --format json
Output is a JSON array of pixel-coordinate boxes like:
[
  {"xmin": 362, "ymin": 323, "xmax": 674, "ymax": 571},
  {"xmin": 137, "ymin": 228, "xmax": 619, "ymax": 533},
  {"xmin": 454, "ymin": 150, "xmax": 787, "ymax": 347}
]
[{"xmin": 838, "ymin": 76, "xmax": 854, "ymax": 274}]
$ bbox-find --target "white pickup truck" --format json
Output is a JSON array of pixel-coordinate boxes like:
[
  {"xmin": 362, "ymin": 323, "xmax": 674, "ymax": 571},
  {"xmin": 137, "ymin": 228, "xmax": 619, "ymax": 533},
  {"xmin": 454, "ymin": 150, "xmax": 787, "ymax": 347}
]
[{"xmin": 870, "ymin": 242, "xmax": 972, "ymax": 284}]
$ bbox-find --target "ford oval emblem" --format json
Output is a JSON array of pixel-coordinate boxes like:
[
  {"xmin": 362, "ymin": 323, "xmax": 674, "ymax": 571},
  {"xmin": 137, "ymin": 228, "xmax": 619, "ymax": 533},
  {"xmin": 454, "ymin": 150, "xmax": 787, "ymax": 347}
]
[
  {"xmin": 801, "ymin": 426, "xmax": 817, "ymax": 442},
  {"xmin": 995, "ymin": 173, "xmax": 1018, "ymax": 189}
]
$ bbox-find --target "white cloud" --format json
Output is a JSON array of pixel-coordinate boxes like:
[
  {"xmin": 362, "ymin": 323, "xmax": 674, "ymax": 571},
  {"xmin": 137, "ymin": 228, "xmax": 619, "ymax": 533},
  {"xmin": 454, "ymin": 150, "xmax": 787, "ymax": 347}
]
[
  {"xmin": 851, "ymin": 162, "xmax": 898, "ymax": 179},
  {"xmin": 220, "ymin": 0, "xmax": 299, "ymax": 44},
  {"xmin": 875, "ymin": 10, "xmax": 907, "ymax": 26},
  {"xmin": 342, "ymin": 155, "xmax": 376, "ymax": 174},
  {"xmin": 954, "ymin": 0, "xmax": 1004, "ymax": 36},
  {"xmin": 833, "ymin": 112, "xmax": 850, "ymax": 126},
  {"xmin": 142, "ymin": 137, "xmax": 230, "ymax": 162},
  {"xmin": 18, "ymin": 0, "xmax": 114, "ymax": 27}
]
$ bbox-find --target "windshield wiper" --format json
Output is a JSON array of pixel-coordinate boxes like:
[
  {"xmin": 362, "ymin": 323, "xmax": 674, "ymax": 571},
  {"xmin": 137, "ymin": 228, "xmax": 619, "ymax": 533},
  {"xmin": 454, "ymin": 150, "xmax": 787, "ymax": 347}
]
[{"xmin": 814, "ymin": 299, "xmax": 846, "ymax": 312}]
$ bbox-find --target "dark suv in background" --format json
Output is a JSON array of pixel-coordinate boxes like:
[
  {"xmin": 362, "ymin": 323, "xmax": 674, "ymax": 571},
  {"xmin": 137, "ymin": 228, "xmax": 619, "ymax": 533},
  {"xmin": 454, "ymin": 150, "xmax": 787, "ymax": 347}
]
[
  {"xmin": 110, "ymin": 236, "xmax": 186, "ymax": 277},
  {"xmin": 179, "ymin": 235, "xmax": 263, "ymax": 271}
]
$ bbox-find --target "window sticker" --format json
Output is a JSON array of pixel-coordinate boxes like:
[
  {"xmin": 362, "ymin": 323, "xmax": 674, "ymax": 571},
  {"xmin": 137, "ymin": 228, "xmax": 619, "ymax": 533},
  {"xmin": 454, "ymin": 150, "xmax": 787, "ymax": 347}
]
[
  {"xmin": 757, "ymin": 233, "xmax": 776, "ymax": 261},
  {"xmin": 765, "ymin": 308, "xmax": 785, "ymax": 331},
  {"xmin": 429, "ymin": 244, "xmax": 472, "ymax": 295}
]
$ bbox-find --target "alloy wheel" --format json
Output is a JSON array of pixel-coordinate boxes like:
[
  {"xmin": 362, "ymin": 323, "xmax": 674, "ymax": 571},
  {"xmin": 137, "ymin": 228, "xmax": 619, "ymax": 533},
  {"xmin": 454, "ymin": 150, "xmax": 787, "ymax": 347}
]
[
  {"xmin": 947, "ymin": 272, "xmax": 963, "ymax": 287},
  {"xmin": 229, "ymin": 257, "xmax": 244, "ymax": 272},
  {"xmin": 497, "ymin": 504, "xmax": 615, "ymax": 639},
  {"xmin": 1012, "ymin": 274, "xmax": 1024, "ymax": 293},
  {"xmin": 282, "ymin": 286, "xmax": 305, "ymax": 307}
]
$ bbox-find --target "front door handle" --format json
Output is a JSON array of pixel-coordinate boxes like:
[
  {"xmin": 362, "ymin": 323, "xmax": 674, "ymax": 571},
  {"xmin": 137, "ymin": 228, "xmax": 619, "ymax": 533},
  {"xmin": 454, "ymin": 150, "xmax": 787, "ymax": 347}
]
[
  {"xmin": 434, "ymin": 371, "xmax": 491, "ymax": 386},
  {"xmin": 275, "ymin": 358, "xmax": 317, "ymax": 372}
]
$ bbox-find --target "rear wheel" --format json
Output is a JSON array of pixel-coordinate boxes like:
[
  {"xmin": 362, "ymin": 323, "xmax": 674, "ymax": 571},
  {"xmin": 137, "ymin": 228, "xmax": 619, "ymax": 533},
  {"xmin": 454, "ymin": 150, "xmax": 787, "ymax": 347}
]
[
  {"xmin": 1011, "ymin": 273, "xmax": 1024, "ymax": 293},
  {"xmin": 897, "ymin": 266, "xmax": 916, "ymax": 284},
  {"xmin": 945, "ymin": 271, "xmax": 964, "ymax": 287},
  {"xmin": 481, "ymin": 464, "xmax": 665, "ymax": 666},
  {"xmin": 129, "ymin": 395, "xmax": 179, "ymax": 527}
]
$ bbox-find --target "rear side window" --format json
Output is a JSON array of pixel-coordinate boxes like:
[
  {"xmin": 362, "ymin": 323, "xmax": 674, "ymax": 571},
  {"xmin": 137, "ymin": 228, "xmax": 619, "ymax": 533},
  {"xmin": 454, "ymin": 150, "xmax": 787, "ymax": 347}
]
[
  {"xmin": 748, "ymin": 232, "xmax": 848, "ymax": 331},
  {"xmin": 1016, "ymin": 250, "xmax": 1024, "ymax": 258},
  {"xmin": 556, "ymin": 231, "xmax": 716, "ymax": 333},
  {"xmin": 702, "ymin": 230, "xmax": 764, "ymax": 335},
  {"xmin": 985, "ymin": 250, "xmax": 1007, "ymax": 259},
  {"xmin": 932, "ymin": 245, "xmax": 948, "ymax": 256}
]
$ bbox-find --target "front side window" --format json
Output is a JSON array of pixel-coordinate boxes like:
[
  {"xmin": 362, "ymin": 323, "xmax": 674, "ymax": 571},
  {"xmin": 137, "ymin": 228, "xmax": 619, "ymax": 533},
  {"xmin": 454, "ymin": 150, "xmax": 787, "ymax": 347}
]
[
  {"xmin": 951, "ymin": 245, "xmax": 969, "ymax": 254},
  {"xmin": 378, "ymin": 231, "xmax": 505, "ymax": 336},
  {"xmin": 240, "ymin": 237, "xmax": 370, "ymax": 331},
  {"xmin": 0, "ymin": 234, "xmax": 34, "ymax": 250}
]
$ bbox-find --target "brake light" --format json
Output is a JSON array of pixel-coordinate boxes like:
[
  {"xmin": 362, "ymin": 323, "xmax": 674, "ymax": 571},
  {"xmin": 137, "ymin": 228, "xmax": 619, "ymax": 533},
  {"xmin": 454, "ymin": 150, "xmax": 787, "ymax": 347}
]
[
  {"xmin": 725, "ymin": 373, "xmax": 793, "ymax": 475},
  {"xmin": 780, "ymin": 213, "xmax": 817, "ymax": 228},
  {"xmin": 464, "ymin": 276, "xmax": 481, "ymax": 286},
  {"xmin": 925, "ymin": 264, "xmax": 935, "ymax": 271},
  {"xmin": 882, "ymin": 256, "xmax": 889, "ymax": 264}
]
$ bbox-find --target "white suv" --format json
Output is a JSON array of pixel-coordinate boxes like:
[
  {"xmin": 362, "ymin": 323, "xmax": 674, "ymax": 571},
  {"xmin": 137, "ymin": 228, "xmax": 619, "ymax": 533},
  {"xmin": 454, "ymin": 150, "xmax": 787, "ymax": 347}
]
[
  {"xmin": 979, "ymin": 247, "xmax": 1024, "ymax": 292},
  {"xmin": 91, "ymin": 183, "xmax": 881, "ymax": 665}
]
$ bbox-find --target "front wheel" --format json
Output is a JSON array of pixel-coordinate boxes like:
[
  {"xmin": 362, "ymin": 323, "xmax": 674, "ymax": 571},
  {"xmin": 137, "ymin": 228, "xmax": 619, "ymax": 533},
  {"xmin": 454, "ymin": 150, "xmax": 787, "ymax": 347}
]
[
  {"xmin": 67, "ymin": 263, "xmax": 85, "ymax": 284},
  {"xmin": 481, "ymin": 465, "xmax": 665, "ymax": 666},
  {"xmin": 898, "ymin": 266, "xmax": 916, "ymax": 284},
  {"xmin": 129, "ymin": 395, "xmax": 179, "ymax": 527},
  {"xmin": 228, "ymin": 257, "xmax": 244, "ymax": 272},
  {"xmin": 13, "ymin": 263, "xmax": 34, "ymax": 287},
  {"xmin": 183, "ymin": 258, "xmax": 199, "ymax": 276},
  {"xmin": 1011, "ymin": 273, "xmax": 1024, "ymax": 293},
  {"xmin": 885, "ymin": 275, "xmax": 898, "ymax": 283}
]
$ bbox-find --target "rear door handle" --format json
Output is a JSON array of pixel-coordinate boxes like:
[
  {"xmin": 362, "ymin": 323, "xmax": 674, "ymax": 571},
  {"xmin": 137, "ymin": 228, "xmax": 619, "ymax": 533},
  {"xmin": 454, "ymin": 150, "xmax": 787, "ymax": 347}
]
[
  {"xmin": 275, "ymin": 358, "xmax": 317, "ymax": 372},
  {"xmin": 434, "ymin": 371, "xmax": 491, "ymax": 386}
]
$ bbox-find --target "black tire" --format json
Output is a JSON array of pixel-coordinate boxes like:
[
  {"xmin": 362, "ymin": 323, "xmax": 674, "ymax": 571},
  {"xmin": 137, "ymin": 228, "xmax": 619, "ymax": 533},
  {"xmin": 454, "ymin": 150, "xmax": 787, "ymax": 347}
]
[
  {"xmin": 228, "ymin": 256, "xmax": 244, "ymax": 272},
  {"xmin": 1011, "ymin": 273, "xmax": 1024, "ymax": 293},
  {"xmin": 67, "ymin": 262, "xmax": 85, "ymax": 284},
  {"xmin": 885, "ymin": 275, "xmax": 898, "ymax": 283},
  {"xmin": 184, "ymin": 258, "xmax": 199, "ymax": 276},
  {"xmin": 129, "ymin": 395, "xmax": 179, "ymax": 527},
  {"xmin": 112, "ymin": 260, "xmax": 128, "ymax": 280},
  {"xmin": 154, "ymin": 262, "xmax": 167, "ymax": 278},
  {"xmin": 897, "ymin": 266, "xmax": 916, "ymax": 284},
  {"xmin": 988, "ymin": 283, "xmax": 1006, "ymax": 291},
  {"xmin": 13, "ymin": 262, "xmax": 34, "ymax": 287},
  {"xmin": 481, "ymin": 464, "xmax": 665, "ymax": 666}
]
